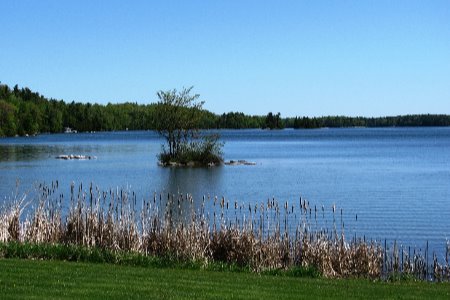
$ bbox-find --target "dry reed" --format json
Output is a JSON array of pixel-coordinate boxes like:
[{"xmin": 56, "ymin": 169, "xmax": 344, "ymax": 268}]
[{"xmin": 0, "ymin": 182, "xmax": 448, "ymax": 281}]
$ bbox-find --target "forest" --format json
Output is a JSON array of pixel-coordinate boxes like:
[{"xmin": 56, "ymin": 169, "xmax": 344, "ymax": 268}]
[
  {"xmin": 287, "ymin": 115, "xmax": 450, "ymax": 128},
  {"xmin": 1, "ymin": 83, "xmax": 449, "ymax": 137}
]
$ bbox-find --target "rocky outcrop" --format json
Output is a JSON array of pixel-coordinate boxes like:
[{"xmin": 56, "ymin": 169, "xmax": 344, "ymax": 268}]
[
  {"xmin": 56, "ymin": 155, "xmax": 97, "ymax": 160},
  {"xmin": 158, "ymin": 161, "xmax": 220, "ymax": 167},
  {"xmin": 224, "ymin": 160, "xmax": 256, "ymax": 166},
  {"xmin": 158, "ymin": 160, "xmax": 256, "ymax": 167}
]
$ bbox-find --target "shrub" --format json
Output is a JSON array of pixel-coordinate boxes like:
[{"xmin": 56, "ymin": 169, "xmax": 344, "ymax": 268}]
[{"xmin": 158, "ymin": 134, "xmax": 223, "ymax": 166}]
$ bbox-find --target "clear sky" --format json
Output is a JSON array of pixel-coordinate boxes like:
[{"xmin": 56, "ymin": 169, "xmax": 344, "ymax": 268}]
[{"xmin": 1, "ymin": 1, "xmax": 449, "ymax": 117}]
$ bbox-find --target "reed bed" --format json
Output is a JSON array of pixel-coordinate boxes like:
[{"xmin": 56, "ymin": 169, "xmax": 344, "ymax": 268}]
[{"xmin": 0, "ymin": 181, "xmax": 448, "ymax": 281}]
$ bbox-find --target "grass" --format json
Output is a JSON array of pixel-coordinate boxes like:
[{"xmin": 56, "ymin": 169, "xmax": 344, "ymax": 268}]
[
  {"xmin": 0, "ymin": 241, "xmax": 319, "ymax": 276},
  {"xmin": 0, "ymin": 258, "xmax": 449, "ymax": 299}
]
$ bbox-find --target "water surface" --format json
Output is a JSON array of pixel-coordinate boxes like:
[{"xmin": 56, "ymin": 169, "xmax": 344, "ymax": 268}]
[{"xmin": 1, "ymin": 128, "xmax": 449, "ymax": 255}]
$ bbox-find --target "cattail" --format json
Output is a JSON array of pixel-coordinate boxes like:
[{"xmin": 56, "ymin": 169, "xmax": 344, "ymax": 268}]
[{"xmin": 1, "ymin": 182, "xmax": 446, "ymax": 281}]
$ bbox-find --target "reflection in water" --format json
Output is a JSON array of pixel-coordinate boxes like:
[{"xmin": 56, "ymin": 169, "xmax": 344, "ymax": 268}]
[
  {"xmin": 161, "ymin": 167, "xmax": 224, "ymax": 221},
  {"xmin": 0, "ymin": 145, "xmax": 53, "ymax": 162},
  {"xmin": 164, "ymin": 167, "xmax": 224, "ymax": 198},
  {"xmin": 0, "ymin": 144, "xmax": 102, "ymax": 162}
]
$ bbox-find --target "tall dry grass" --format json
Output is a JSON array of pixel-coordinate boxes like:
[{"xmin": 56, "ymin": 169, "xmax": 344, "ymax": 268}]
[{"xmin": 0, "ymin": 182, "xmax": 448, "ymax": 280}]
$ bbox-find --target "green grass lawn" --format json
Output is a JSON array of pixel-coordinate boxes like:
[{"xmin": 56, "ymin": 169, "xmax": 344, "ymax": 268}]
[{"xmin": 0, "ymin": 259, "xmax": 449, "ymax": 299}]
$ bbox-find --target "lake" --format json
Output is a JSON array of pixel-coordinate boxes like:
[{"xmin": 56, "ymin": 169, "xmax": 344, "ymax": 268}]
[{"xmin": 1, "ymin": 128, "xmax": 449, "ymax": 256}]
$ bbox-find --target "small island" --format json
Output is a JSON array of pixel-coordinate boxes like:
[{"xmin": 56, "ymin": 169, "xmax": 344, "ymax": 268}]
[{"xmin": 154, "ymin": 87, "xmax": 224, "ymax": 167}]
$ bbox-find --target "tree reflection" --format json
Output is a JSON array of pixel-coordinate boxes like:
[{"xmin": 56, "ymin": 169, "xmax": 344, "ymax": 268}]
[
  {"xmin": 0, "ymin": 145, "xmax": 50, "ymax": 162},
  {"xmin": 160, "ymin": 166, "xmax": 224, "ymax": 222}
]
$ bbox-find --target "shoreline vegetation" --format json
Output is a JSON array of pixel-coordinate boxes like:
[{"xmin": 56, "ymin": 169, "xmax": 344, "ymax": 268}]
[
  {"xmin": 1, "ymin": 182, "xmax": 449, "ymax": 282},
  {"xmin": 1, "ymin": 83, "xmax": 450, "ymax": 138}
]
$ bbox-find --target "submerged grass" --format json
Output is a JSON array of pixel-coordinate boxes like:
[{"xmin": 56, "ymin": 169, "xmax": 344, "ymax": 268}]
[{"xmin": 0, "ymin": 181, "xmax": 449, "ymax": 281}]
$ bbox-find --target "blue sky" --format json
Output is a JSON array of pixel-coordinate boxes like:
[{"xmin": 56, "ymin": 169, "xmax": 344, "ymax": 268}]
[{"xmin": 1, "ymin": 1, "xmax": 449, "ymax": 117}]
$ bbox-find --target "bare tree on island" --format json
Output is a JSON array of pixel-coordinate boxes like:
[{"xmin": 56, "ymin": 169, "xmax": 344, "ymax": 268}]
[{"xmin": 154, "ymin": 86, "xmax": 223, "ymax": 166}]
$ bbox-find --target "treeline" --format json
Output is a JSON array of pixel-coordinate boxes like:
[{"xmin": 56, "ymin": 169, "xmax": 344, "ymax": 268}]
[
  {"xmin": 286, "ymin": 115, "xmax": 450, "ymax": 129},
  {"xmin": 0, "ymin": 83, "xmax": 281, "ymax": 137},
  {"xmin": 0, "ymin": 84, "xmax": 211, "ymax": 136},
  {"xmin": 1, "ymin": 83, "xmax": 449, "ymax": 137}
]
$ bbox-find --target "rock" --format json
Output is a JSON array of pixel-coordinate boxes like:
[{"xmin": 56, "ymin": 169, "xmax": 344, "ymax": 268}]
[
  {"xmin": 56, "ymin": 154, "xmax": 96, "ymax": 160},
  {"xmin": 158, "ymin": 160, "xmax": 222, "ymax": 168},
  {"xmin": 224, "ymin": 160, "xmax": 256, "ymax": 166}
]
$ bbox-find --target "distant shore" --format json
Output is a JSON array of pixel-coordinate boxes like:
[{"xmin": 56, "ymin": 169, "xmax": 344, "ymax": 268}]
[{"xmin": 1, "ymin": 83, "xmax": 450, "ymax": 137}]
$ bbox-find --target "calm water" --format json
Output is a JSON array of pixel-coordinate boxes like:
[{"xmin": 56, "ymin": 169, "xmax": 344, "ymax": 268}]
[{"xmin": 1, "ymin": 128, "xmax": 450, "ymax": 255}]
